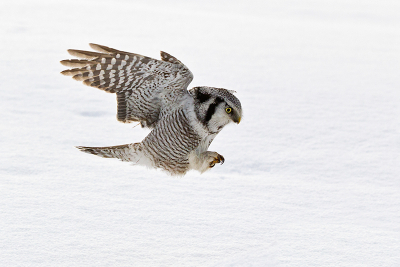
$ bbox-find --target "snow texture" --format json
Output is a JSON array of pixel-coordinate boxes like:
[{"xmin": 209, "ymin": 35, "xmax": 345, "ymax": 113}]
[{"xmin": 1, "ymin": 0, "xmax": 399, "ymax": 266}]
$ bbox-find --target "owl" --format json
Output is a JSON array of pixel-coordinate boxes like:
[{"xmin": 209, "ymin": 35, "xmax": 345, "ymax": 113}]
[{"xmin": 61, "ymin": 44, "xmax": 242, "ymax": 176}]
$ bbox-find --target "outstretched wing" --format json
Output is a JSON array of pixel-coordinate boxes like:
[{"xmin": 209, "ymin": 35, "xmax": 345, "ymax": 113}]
[{"xmin": 60, "ymin": 43, "xmax": 193, "ymax": 127}]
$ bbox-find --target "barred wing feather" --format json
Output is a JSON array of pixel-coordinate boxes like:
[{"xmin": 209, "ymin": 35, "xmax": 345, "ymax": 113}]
[{"xmin": 61, "ymin": 43, "xmax": 193, "ymax": 127}]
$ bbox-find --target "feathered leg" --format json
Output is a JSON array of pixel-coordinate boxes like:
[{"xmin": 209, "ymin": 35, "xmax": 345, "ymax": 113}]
[{"xmin": 188, "ymin": 151, "xmax": 225, "ymax": 173}]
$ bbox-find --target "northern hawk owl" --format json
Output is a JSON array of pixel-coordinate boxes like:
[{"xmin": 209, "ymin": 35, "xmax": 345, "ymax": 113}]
[{"xmin": 61, "ymin": 44, "xmax": 242, "ymax": 176}]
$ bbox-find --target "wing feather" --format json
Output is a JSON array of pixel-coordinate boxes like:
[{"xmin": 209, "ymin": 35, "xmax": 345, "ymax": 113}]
[{"xmin": 61, "ymin": 44, "xmax": 193, "ymax": 126}]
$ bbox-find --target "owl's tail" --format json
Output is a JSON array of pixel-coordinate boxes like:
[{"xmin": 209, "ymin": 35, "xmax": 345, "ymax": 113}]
[{"xmin": 76, "ymin": 143, "xmax": 143, "ymax": 163}]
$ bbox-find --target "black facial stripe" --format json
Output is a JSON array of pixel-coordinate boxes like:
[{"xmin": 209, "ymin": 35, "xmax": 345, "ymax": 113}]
[
  {"xmin": 205, "ymin": 97, "xmax": 224, "ymax": 122},
  {"xmin": 197, "ymin": 90, "xmax": 211, "ymax": 103}
]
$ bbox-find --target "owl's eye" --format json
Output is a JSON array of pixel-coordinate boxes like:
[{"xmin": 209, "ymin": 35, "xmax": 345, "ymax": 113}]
[{"xmin": 225, "ymin": 107, "xmax": 232, "ymax": 114}]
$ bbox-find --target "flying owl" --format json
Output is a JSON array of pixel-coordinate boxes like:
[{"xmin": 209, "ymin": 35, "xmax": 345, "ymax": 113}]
[{"xmin": 61, "ymin": 44, "xmax": 242, "ymax": 176}]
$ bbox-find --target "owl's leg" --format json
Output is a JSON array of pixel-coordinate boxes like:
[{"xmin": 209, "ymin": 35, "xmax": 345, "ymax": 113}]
[{"xmin": 189, "ymin": 151, "xmax": 224, "ymax": 173}]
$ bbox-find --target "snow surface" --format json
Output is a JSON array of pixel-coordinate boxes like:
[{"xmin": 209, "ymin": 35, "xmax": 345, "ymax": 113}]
[{"xmin": 1, "ymin": 0, "xmax": 399, "ymax": 266}]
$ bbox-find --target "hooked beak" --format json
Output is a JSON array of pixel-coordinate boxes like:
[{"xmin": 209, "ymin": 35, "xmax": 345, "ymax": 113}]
[{"xmin": 234, "ymin": 116, "xmax": 241, "ymax": 124}]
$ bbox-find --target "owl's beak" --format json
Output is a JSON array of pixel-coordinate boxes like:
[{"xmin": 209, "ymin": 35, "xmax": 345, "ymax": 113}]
[{"xmin": 234, "ymin": 116, "xmax": 241, "ymax": 124}]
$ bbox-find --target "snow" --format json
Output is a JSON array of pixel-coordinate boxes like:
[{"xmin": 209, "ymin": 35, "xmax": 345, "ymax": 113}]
[{"xmin": 1, "ymin": 0, "xmax": 399, "ymax": 266}]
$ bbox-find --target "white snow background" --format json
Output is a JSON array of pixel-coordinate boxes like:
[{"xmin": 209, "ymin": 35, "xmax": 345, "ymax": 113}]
[{"xmin": 1, "ymin": 0, "xmax": 399, "ymax": 266}]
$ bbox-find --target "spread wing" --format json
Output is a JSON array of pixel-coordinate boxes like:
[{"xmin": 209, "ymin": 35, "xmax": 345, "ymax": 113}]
[{"xmin": 60, "ymin": 43, "xmax": 193, "ymax": 127}]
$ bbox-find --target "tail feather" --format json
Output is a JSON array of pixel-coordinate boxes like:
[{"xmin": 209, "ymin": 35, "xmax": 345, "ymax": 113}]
[{"xmin": 76, "ymin": 143, "xmax": 142, "ymax": 162}]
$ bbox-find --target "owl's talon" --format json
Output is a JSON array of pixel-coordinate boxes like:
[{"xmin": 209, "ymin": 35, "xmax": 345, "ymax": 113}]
[
  {"xmin": 219, "ymin": 155, "xmax": 225, "ymax": 165},
  {"xmin": 209, "ymin": 154, "xmax": 224, "ymax": 168}
]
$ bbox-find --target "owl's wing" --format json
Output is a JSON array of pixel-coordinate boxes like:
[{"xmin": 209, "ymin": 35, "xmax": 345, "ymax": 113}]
[{"xmin": 61, "ymin": 43, "xmax": 193, "ymax": 127}]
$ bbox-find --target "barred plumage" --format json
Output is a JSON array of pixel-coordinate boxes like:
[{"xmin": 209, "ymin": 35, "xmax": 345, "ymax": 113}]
[{"xmin": 62, "ymin": 44, "xmax": 242, "ymax": 176}]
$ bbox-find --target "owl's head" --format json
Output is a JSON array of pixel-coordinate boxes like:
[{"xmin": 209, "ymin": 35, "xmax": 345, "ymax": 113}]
[{"xmin": 190, "ymin": 86, "xmax": 242, "ymax": 133}]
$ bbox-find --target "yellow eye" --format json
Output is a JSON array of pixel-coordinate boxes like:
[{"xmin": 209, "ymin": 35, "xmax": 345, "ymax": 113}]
[{"xmin": 225, "ymin": 107, "xmax": 232, "ymax": 114}]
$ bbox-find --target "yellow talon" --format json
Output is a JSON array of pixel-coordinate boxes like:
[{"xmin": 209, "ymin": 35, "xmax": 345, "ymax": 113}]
[{"xmin": 209, "ymin": 154, "xmax": 225, "ymax": 168}]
